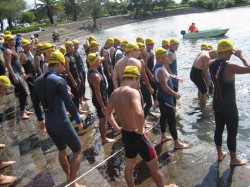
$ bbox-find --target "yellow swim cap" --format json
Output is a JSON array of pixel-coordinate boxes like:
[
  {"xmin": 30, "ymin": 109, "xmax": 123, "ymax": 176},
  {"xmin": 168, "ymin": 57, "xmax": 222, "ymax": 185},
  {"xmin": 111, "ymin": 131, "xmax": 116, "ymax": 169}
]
[
  {"xmin": 88, "ymin": 35, "xmax": 95, "ymax": 42},
  {"xmin": 35, "ymin": 43, "xmax": 44, "ymax": 50},
  {"xmin": 0, "ymin": 76, "xmax": 11, "ymax": 89},
  {"xmin": 121, "ymin": 40, "xmax": 129, "ymax": 46},
  {"xmin": 43, "ymin": 43, "xmax": 55, "ymax": 52},
  {"xmin": 146, "ymin": 38, "xmax": 154, "ymax": 45},
  {"xmin": 207, "ymin": 44, "xmax": 213, "ymax": 50},
  {"xmin": 114, "ymin": 37, "xmax": 121, "ymax": 43},
  {"xmin": 123, "ymin": 66, "xmax": 140, "ymax": 78},
  {"xmin": 59, "ymin": 46, "xmax": 66, "ymax": 54},
  {"xmin": 49, "ymin": 50, "xmax": 65, "ymax": 65},
  {"xmin": 72, "ymin": 39, "xmax": 80, "ymax": 44},
  {"xmin": 65, "ymin": 41, "xmax": 73, "ymax": 49},
  {"xmin": 217, "ymin": 39, "xmax": 234, "ymax": 53},
  {"xmin": 155, "ymin": 47, "xmax": 168, "ymax": 59},
  {"xmin": 87, "ymin": 53, "xmax": 98, "ymax": 66},
  {"xmin": 21, "ymin": 39, "xmax": 31, "ymax": 46},
  {"xmin": 170, "ymin": 38, "xmax": 179, "ymax": 45},
  {"xmin": 89, "ymin": 41, "xmax": 99, "ymax": 49},
  {"xmin": 137, "ymin": 42, "xmax": 145, "ymax": 49},
  {"xmin": 162, "ymin": 39, "xmax": 170, "ymax": 47},
  {"xmin": 106, "ymin": 37, "xmax": 114, "ymax": 44},
  {"xmin": 4, "ymin": 34, "xmax": 14, "ymax": 43},
  {"xmin": 4, "ymin": 31, "xmax": 11, "ymax": 35},
  {"xmin": 136, "ymin": 36, "xmax": 144, "ymax": 43},
  {"xmin": 125, "ymin": 42, "xmax": 139, "ymax": 53}
]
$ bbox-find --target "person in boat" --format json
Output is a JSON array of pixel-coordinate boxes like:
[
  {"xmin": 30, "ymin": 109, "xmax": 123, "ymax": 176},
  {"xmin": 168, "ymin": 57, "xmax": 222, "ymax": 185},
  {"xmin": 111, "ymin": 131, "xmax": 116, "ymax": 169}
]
[
  {"xmin": 209, "ymin": 39, "xmax": 250, "ymax": 166},
  {"xmin": 103, "ymin": 66, "xmax": 176, "ymax": 187},
  {"xmin": 188, "ymin": 23, "xmax": 198, "ymax": 33}
]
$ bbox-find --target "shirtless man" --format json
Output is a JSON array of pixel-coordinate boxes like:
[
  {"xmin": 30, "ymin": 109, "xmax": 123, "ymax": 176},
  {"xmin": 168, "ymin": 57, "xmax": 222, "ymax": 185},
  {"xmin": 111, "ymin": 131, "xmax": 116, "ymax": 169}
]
[
  {"xmin": 103, "ymin": 66, "xmax": 176, "ymax": 187},
  {"xmin": 113, "ymin": 42, "xmax": 147, "ymax": 89},
  {"xmin": 190, "ymin": 49, "xmax": 217, "ymax": 105}
]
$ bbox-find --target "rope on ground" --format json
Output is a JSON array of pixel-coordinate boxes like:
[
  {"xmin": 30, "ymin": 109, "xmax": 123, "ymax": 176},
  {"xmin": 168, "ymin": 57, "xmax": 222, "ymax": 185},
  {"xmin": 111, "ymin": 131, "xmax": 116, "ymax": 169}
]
[{"xmin": 65, "ymin": 122, "xmax": 157, "ymax": 187}]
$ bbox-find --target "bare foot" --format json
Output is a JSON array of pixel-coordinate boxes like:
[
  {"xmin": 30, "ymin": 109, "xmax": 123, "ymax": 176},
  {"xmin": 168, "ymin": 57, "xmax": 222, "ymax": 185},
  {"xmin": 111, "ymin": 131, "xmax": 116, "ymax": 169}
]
[
  {"xmin": 102, "ymin": 138, "xmax": 115, "ymax": 145},
  {"xmin": 218, "ymin": 151, "xmax": 227, "ymax": 161},
  {"xmin": 73, "ymin": 183, "xmax": 86, "ymax": 187},
  {"xmin": 165, "ymin": 184, "xmax": 178, "ymax": 187},
  {"xmin": 105, "ymin": 129, "xmax": 113, "ymax": 136},
  {"xmin": 0, "ymin": 174, "xmax": 17, "ymax": 185},
  {"xmin": 230, "ymin": 157, "xmax": 247, "ymax": 166},
  {"xmin": 174, "ymin": 141, "xmax": 189, "ymax": 150},
  {"xmin": 25, "ymin": 110, "xmax": 33, "ymax": 115},
  {"xmin": 21, "ymin": 113, "xmax": 30, "ymax": 120},
  {"xmin": 0, "ymin": 144, "xmax": 5, "ymax": 149},
  {"xmin": 161, "ymin": 134, "xmax": 172, "ymax": 143},
  {"xmin": 0, "ymin": 161, "xmax": 16, "ymax": 170}
]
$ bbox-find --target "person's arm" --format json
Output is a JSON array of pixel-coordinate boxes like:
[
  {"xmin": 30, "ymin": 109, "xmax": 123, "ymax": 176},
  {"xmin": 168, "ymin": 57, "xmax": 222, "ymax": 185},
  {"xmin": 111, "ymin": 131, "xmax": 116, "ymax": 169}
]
[
  {"xmin": 102, "ymin": 95, "xmax": 121, "ymax": 133},
  {"xmin": 202, "ymin": 56, "xmax": 212, "ymax": 87},
  {"xmin": 143, "ymin": 52, "xmax": 154, "ymax": 81},
  {"xmin": 140, "ymin": 59, "xmax": 154, "ymax": 94},
  {"xmin": 90, "ymin": 73, "xmax": 105, "ymax": 108},
  {"xmin": 58, "ymin": 78, "xmax": 84, "ymax": 130},
  {"xmin": 110, "ymin": 47, "xmax": 115, "ymax": 61},
  {"xmin": 34, "ymin": 55, "xmax": 42, "ymax": 76},
  {"xmin": 65, "ymin": 56, "xmax": 77, "ymax": 88},
  {"xmin": 131, "ymin": 90, "xmax": 145, "ymax": 134},
  {"xmin": 4, "ymin": 49, "xmax": 19, "ymax": 84},
  {"xmin": 112, "ymin": 62, "xmax": 120, "ymax": 89},
  {"xmin": 157, "ymin": 69, "xmax": 180, "ymax": 99},
  {"xmin": 33, "ymin": 82, "xmax": 46, "ymax": 132}
]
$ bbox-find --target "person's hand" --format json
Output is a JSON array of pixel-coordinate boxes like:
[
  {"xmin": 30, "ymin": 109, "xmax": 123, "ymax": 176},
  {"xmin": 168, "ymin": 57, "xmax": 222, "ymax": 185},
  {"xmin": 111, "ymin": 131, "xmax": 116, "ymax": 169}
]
[
  {"xmin": 26, "ymin": 73, "xmax": 33, "ymax": 78},
  {"xmin": 39, "ymin": 120, "xmax": 46, "ymax": 132},
  {"xmin": 73, "ymin": 81, "xmax": 77, "ymax": 88},
  {"xmin": 175, "ymin": 92, "xmax": 181, "ymax": 100},
  {"xmin": 78, "ymin": 122, "xmax": 85, "ymax": 134},
  {"xmin": 13, "ymin": 75, "xmax": 19, "ymax": 84},
  {"xmin": 233, "ymin": 49, "xmax": 243, "ymax": 58},
  {"xmin": 176, "ymin": 76, "xmax": 184, "ymax": 83},
  {"xmin": 135, "ymin": 128, "xmax": 144, "ymax": 135},
  {"xmin": 148, "ymin": 86, "xmax": 154, "ymax": 95}
]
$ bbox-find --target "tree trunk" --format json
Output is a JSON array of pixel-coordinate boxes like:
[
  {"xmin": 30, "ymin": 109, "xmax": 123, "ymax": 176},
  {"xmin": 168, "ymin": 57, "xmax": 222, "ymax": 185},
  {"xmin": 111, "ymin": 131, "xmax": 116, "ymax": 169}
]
[
  {"xmin": 47, "ymin": 7, "xmax": 54, "ymax": 24},
  {"xmin": 0, "ymin": 19, "xmax": 3, "ymax": 32},
  {"xmin": 7, "ymin": 17, "xmax": 13, "ymax": 30},
  {"xmin": 93, "ymin": 19, "xmax": 96, "ymax": 28}
]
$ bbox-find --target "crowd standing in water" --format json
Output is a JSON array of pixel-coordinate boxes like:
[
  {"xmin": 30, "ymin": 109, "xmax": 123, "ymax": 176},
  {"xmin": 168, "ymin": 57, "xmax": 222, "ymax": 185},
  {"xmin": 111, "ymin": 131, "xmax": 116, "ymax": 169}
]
[{"xmin": 0, "ymin": 28, "xmax": 249, "ymax": 186}]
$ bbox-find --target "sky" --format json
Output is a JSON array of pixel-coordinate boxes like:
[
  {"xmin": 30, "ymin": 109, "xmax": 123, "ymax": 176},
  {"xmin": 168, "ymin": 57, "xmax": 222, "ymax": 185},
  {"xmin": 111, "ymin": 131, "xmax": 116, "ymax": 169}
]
[{"xmin": 25, "ymin": 0, "xmax": 182, "ymax": 8}]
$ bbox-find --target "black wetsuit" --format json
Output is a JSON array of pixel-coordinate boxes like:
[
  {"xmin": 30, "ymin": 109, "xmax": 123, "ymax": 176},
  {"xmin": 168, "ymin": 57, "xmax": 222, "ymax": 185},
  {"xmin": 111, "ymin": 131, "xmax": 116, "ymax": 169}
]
[
  {"xmin": 146, "ymin": 49, "xmax": 157, "ymax": 101},
  {"xmin": 190, "ymin": 66, "xmax": 207, "ymax": 94},
  {"xmin": 209, "ymin": 59, "xmax": 238, "ymax": 152},
  {"xmin": 65, "ymin": 53, "xmax": 80, "ymax": 109},
  {"xmin": 138, "ymin": 56, "xmax": 152, "ymax": 119},
  {"xmin": 7, "ymin": 48, "xmax": 28, "ymax": 111},
  {"xmin": 88, "ymin": 69, "xmax": 107, "ymax": 118},
  {"xmin": 0, "ymin": 59, "xmax": 5, "ymax": 75},
  {"xmin": 22, "ymin": 51, "xmax": 36, "ymax": 103},
  {"xmin": 73, "ymin": 50, "xmax": 86, "ymax": 98},
  {"xmin": 33, "ymin": 70, "xmax": 81, "ymax": 152}
]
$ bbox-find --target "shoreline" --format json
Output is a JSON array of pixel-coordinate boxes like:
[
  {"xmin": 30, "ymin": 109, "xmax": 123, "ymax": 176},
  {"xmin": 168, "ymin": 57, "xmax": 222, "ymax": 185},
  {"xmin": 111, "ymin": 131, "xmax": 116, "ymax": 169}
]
[{"xmin": 34, "ymin": 7, "xmax": 209, "ymax": 46}]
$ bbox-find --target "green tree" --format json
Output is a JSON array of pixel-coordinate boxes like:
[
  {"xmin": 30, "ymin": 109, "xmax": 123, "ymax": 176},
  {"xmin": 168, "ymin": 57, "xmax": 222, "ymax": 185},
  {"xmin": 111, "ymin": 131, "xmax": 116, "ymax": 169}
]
[
  {"xmin": 36, "ymin": 0, "xmax": 64, "ymax": 24},
  {"xmin": 20, "ymin": 11, "xmax": 36, "ymax": 24},
  {"xmin": 0, "ymin": 0, "xmax": 26, "ymax": 30},
  {"xmin": 87, "ymin": 0, "xmax": 105, "ymax": 27},
  {"xmin": 64, "ymin": 0, "xmax": 82, "ymax": 21}
]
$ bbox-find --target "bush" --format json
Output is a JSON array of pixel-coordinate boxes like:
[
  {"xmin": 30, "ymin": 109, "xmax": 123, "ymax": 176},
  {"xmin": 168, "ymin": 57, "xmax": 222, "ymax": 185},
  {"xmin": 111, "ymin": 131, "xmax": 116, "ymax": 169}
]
[
  {"xmin": 10, "ymin": 25, "xmax": 40, "ymax": 34},
  {"xmin": 226, "ymin": 0, "xmax": 235, "ymax": 7}
]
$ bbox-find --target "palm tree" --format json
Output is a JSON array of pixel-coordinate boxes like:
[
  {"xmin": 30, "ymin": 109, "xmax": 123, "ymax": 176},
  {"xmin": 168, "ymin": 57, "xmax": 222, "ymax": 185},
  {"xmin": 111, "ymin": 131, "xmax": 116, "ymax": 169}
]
[
  {"xmin": 64, "ymin": 0, "xmax": 82, "ymax": 21},
  {"xmin": 36, "ymin": 0, "xmax": 64, "ymax": 24}
]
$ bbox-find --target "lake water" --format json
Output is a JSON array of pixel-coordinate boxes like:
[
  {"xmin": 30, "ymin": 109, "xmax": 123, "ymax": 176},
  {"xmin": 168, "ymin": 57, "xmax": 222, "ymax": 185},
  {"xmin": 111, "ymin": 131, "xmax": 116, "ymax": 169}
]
[{"xmin": 94, "ymin": 6, "xmax": 250, "ymax": 159}]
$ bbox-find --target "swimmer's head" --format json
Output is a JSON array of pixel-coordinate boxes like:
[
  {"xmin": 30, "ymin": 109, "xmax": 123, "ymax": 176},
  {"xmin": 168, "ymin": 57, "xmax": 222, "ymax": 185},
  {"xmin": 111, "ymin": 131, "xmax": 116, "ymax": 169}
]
[
  {"xmin": 123, "ymin": 66, "xmax": 140, "ymax": 78},
  {"xmin": 155, "ymin": 47, "xmax": 168, "ymax": 59},
  {"xmin": 87, "ymin": 53, "xmax": 99, "ymax": 66},
  {"xmin": 125, "ymin": 42, "xmax": 139, "ymax": 53},
  {"xmin": 0, "ymin": 76, "xmax": 11, "ymax": 89},
  {"xmin": 217, "ymin": 39, "xmax": 234, "ymax": 53},
  {"xmin": 49, "ymin": 50, "xmax": 65, "ymax": 65},
  {"xmin": 136, "ymin": 36, "xmax": 144, "ymax": 43}
]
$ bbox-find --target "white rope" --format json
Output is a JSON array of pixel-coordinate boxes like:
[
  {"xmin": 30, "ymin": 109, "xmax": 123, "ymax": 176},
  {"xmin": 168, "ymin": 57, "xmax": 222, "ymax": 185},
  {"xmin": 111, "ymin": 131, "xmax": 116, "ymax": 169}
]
[{"xmin": 65, "ymin": 123, "xmax": 157, "ymax": 187}]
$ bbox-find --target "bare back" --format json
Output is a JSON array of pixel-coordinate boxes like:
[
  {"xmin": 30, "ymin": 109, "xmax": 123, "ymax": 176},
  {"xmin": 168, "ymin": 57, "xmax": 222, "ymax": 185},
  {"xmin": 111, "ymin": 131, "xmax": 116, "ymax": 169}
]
[
  {"xmin": 110, "ymin": 86, "xmax": 144, "ymax": 132},
  {"xmin": 193, "ymin": 51, "xmax": 211, "ymax": 70}
]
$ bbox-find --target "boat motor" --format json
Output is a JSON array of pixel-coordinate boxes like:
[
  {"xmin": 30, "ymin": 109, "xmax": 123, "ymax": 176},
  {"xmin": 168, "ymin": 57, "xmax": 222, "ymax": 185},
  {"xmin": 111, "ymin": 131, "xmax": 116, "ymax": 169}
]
[{"xmin": 181, "ymin": 30, "xmax": 186, "ymax": 38}]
